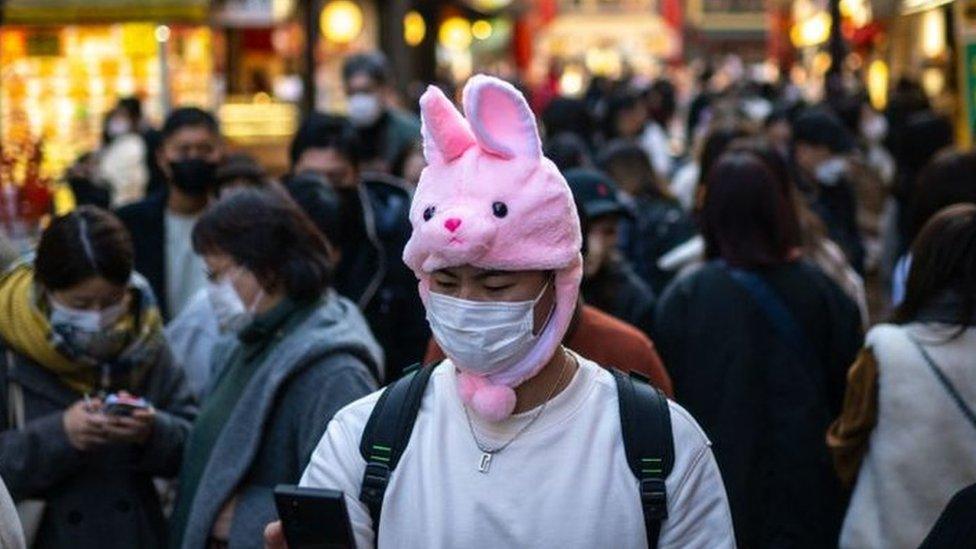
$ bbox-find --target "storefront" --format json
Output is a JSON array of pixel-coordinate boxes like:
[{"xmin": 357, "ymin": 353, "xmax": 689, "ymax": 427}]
[
  {"xmin": 884, "ymin": 0, "xmax": 976, "ymax": 142},
  {"xmin": 522, "ymin": 0, "xmax": 679, "ymax": 94},
  {"xmin": 1, "ymin": 0, "xmax": 215, "ymax": 177}
]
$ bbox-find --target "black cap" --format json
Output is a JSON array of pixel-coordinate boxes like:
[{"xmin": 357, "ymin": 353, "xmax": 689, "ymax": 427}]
[
  {"xmin": 792, "ymin": 107, "xmax": 855, "ymax": 154},
  {"xmin": 564, "ymin": 168, "xmax": 629, "ymax": 220}
]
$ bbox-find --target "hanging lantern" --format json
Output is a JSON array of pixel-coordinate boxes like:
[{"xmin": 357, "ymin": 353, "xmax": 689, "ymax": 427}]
[
  {"xmin": 439, "ymin": 17, "xmax": 472, "ymax": 51},
  {"xmin": 320, "ymin": 0, "xmax": 363, "ymax": 45},
  {"xmin": 404, "ymin": 11, "xmax": 426, "ymax": 46}
]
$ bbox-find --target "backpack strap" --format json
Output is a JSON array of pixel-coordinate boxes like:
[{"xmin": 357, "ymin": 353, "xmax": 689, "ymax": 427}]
[
  {"xmin": 612, "ymin": 368, "xmax": 674, "ymax": 548},
  {"xmin": 358, "ymin": 363, "xmax": 436, "ymax": 531},
  {"xmin": 717, "ymin": 262, "xmax": 817, "ymax": 364}
]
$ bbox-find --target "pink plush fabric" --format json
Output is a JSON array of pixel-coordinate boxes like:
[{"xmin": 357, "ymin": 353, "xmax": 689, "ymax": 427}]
[{"xmin": 403, "ymin": 74, "xmax": 583, "ymax": 421}]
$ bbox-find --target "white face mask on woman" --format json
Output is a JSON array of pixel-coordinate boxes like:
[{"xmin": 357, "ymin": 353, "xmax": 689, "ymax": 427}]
[
  {"xmin": 425, "ymin": 282, "xmax": 551, "ymax": 376},
  {"xmin": 49, "ymin": 298, "xmax": 129, "ymax": 361},
  {"xmin": 207, "ymin": 269, "xmax": 264, "ymax": 334},
  {"xmin": 49, "ymin": 299, "xmax": 127, "ymax": 332}
]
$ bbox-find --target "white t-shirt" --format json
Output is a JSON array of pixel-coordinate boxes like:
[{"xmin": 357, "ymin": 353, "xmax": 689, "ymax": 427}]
[
  {"xmin": 164, "ymin": 210, "xmax": 207, "ymax": 318},
  {"xmin": 301, "ymin": 355, "xmax": 736, "ymax": 548}
]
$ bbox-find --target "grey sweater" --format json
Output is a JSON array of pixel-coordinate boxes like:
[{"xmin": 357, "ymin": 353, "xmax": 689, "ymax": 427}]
[{"xmin": 179, "ymin": 291, "xmax": 382, "ymax": 549}]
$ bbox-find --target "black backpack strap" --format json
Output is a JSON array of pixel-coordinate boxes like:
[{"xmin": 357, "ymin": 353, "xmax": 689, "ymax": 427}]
[
  {"xmin": 358, "ymin": 363, "xmax": 436, "ymax": 531},
  {"xmin": 612, "ymin": 368, "xmax": 674, "ymax": 548}
]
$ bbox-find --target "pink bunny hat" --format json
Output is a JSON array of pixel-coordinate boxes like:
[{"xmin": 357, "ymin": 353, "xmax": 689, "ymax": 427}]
[{"xmin": 403, "ymin": 74, "xmax": 583, "ymax": 422}]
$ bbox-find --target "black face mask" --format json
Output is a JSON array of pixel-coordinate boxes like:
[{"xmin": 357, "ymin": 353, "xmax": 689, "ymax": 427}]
[{"xmin": 169, "ymin": 158, "xmax": 217, "ymax": 195}]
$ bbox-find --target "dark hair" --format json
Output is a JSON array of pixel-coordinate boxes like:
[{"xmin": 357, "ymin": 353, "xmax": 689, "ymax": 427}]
[
  {"xmin": 35, "ymin": 206, "xmax": 133, "ymax": 290},
  {"xmin": 289, "ymin": 113, "xmax": 361, "ymax": 168},
  {"xmin": 701, "ymin": 151, "xmax": 799, "ymax": 268},
  {"xmin": 342, "ymin": 52, "xmax": 391, "ymax": 86},
  {"xmin": 894, "ymin": 204, "xmax": 976, "ymax": 327},
  {"xmin": 602, "ymin": 90, "xmax": 643, "ymax": 139},
  {"xmin": 117, "ymin": 97, "xmax": 142, "ymax": 122},
  {"xmin": 284, "ymin": 172, "xmax": 341, "ymax": 246},
  {"xmin": 215, "ymin": 152, "xmax": 268, "ymax": 190},
  {"xmin": 596, "ymin": 139, "xmax": 665, "ymax": 198},
  {"xmin": 645, "ymin": 79, "xmax": 676, "ymax": 126},
  {"xmin": 792, "ymin": 107, "xmax": 854, "ymax": 154},
  {"xmin": 697, "ymin": 123, "xmax": 750, "ymax": 191},
  {"xmin": 908, "ymin": 149, "xmax": 976, "ymax": 244},
  {"xmin": 161, "ymin": 107, "xmax": 219, "ymax": 141},
  {"xmin": 544, "ymin": 133, "xmax": 591, "ymax": 172},
  {"xmin": 192, "ymin": 186, "xmax": 333, "ymax": 301},
  {"xmin": 542, "ymin": 98, "xmax": 593, "ymax": 142},
  {"xmin": 726, "ymin": 137, "xmax": 804, "ymax": 248}
]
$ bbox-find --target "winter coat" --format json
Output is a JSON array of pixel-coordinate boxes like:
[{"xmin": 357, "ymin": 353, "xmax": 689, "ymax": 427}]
[
  {"xmin": 619, "ymin": 194, "xmax": 697, "ymax": 294},
  {"xmin": 0, "ymin": 342, "xmax": 196, "ymax": 549},
  {"xmin": 581, "ymin": 257, "xmax": 657, "ymax": 337},
  {"xmin": 177, "ymin": 291, "xmax": 381, "ymax": 549},
  {"xmin": 655, "ymin": 260, "xmax": 862, "ymax": 548},
  {"xmin": 840, "ymin": 324, "xmax": 976, "ymax": 549},
  {"xmin": 335, "ymin": 174, "xmax": 429, "ymax": 379}
]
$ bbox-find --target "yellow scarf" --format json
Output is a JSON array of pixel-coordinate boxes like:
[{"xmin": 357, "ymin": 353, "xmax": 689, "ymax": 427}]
[{"xmin": 0, "ymin": 264, "xmax": 162, "ymax": 394}]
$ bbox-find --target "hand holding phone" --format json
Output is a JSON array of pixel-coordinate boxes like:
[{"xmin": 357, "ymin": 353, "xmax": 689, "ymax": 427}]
[
  {"xmin": 103, "ymin": 393, "xmax": 150, "ymax": 417},
  {"xmin": 273, "ymin": 485, "xmax": 355, "ymax": 549}
]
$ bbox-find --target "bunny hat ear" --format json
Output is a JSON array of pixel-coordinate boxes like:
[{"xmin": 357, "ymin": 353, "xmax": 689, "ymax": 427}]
[
  {"xmin": 462, "ymin": 74, "xmax": 541, "ymax": 160},
  {"xmin": 419, "ymin": 84, "xmax": 476, "ymax": 164}
]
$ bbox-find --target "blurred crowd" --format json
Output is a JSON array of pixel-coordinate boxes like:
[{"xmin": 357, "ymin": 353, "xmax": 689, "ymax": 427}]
[{"xmin": 0, "ymin": 50, "xmax": 975, "ymax": 549}]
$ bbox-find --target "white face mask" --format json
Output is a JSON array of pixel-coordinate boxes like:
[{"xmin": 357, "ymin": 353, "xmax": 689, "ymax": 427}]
[
  {"xmin": 426, "ymin": 282, "xmax": 551, "ymax": 376},
  {"xmin": 347, "ymin": 93, "xmax": 384, "ymax": 128},
  {"xmin": 106, "ymin": 115, "xmax": 132, "ymax": 138},
  {"xmin": 814, "ymin": 156, "xmax": 847, "ymax": 186},
  {"xmin": 49, "ymin": 298, "xmax": 129, "ymax": 361},
  {"xmin": 50, "ymin": 299, "xmax": 127, "ymax": 332},
  {"xmin": 861, "ymin": 114, "xmax": 888, "ymax": 143},
  {"xmin": 207, "ymin": 269, "xmax": 263, "ymax": 334}
]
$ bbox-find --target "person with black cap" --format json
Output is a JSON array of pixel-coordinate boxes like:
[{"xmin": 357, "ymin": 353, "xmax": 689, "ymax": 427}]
[
  {"xmin": 792, "ymin": 107, "xmax": 866, "ymax": 274},
  {"xmin": 566, "ymin": 168, "xmax": 657, "ymax": 338}
]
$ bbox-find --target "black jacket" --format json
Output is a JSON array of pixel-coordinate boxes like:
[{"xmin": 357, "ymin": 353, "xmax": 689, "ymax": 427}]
[
  {"xmin": 0, "ymin": 341, "xmax": 196, "ymax": 549},
  {"xmin": 116, "ymin": 191, "xmax": 168, "ymax": 318},
  {"xmin": 620, "ymin": 194, "xmax": 697, "ymax": 294},
  {"xmin": 333, "ymin": 174, "xmax": 429, "ymax": 380},
  {"xmin": 582, "ymin": 257, "xmax": 656, "ymax": 338},
  {"xmin": 655, "ymin": 261, "xmax": 862, "ymax": 548}
]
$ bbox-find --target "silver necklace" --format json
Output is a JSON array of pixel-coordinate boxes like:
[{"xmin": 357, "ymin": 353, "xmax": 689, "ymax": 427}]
[{"xmin": 462, "ymin": 352, "xmax": 574, "ymax": 474}]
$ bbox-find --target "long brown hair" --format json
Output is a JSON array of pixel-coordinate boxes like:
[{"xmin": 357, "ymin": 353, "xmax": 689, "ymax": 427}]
[
  {"xmin": 894, "ymin": 203, "xmax": 976, "ymax": 328},
  {"xmin": 701, "ymin": 150, "xmax": 801, "ymax": 268}
]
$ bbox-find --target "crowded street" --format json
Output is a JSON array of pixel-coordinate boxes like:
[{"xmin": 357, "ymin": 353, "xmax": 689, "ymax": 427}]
[{"xmin": 1, "ymin": 0, "xmax": 975, "ymax": 547}]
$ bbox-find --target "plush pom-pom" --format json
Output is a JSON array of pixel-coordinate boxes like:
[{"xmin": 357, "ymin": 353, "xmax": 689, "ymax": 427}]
[
  {"xmin": 470, "ymin": 383, "xmax": 517, "ymax": 422},
  {"xmin": 457, "ymin": 371, "xmax": 486, "ymax": 403}
]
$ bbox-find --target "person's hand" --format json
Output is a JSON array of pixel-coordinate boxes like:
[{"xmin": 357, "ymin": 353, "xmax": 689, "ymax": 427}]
[
  {"xmin": 103, "ymin": 406, "xmax": 155, "ymax": 445},
  {"xmin": 264, "ymin": 521, "xmax": 288, "ymax": 549},
  {"xmin": 63, "ymin": 399, "xmax": 109, "ymax": 451}
]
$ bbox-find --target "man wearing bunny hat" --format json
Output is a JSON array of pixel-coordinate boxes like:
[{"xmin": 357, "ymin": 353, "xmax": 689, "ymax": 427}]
[{"xmin": 265, "ymin": 75, "xmax": 734, "ymax": 548}]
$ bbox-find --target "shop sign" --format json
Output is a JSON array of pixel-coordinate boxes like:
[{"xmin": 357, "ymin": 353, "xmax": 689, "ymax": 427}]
[
  {"xmin": 965, "ymin": 42, "xmax": 976, "ymax": 138},
  {"xmin": 3, "ymin": 0, "xmax": 209, "ymax": 24},
  {"xmin": 213, "ymin": 0, "xmax": 295, "ymax": 27}
]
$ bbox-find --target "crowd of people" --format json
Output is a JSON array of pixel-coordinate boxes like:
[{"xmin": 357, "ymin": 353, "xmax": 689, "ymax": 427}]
[{"xmin": 0, "ymin": 51, "xmax": 974, "ymax": 549}]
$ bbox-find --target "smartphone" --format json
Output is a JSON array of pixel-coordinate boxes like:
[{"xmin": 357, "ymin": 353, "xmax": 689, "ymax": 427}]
[
  {"xmin": 274, "ymin": 485, "xmax": 355, "ymax": 549},
  {"xmin": 103, "ymin": 394, "xmax": 150, "ymax": 417}
]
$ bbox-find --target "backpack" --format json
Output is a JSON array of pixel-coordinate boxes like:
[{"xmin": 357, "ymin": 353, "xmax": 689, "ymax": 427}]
[{"xmin": 358, "ymin": 364, "xmax": 674, "ymax": 547}]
